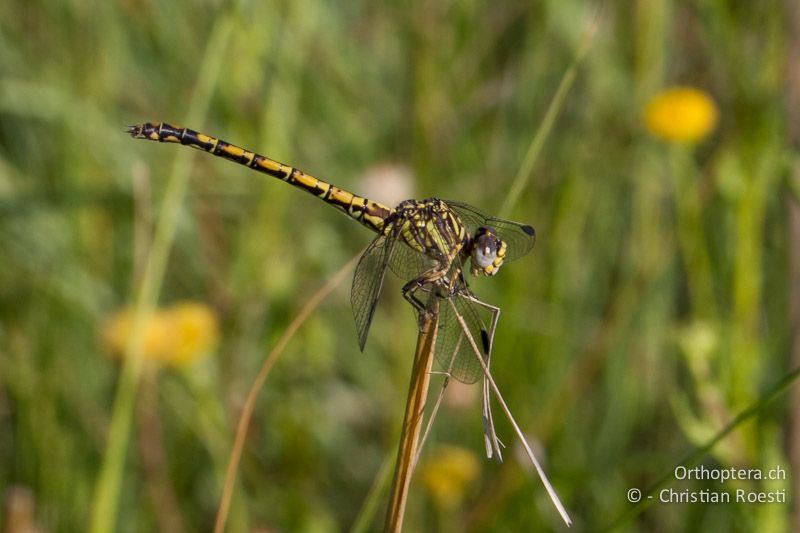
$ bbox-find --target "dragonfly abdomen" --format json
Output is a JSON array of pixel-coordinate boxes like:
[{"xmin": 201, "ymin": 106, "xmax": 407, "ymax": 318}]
[{"xmin": 128, "ymin": 122, "xmax": 394, "ymax": 234}]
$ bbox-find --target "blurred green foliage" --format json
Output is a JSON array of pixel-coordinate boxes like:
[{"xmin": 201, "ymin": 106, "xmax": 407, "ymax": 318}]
[{"xmin": 0, "ymin": 0, "xmax": 795, "ymax": 531}]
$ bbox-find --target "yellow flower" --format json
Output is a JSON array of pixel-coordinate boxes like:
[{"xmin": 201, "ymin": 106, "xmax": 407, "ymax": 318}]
[
  {"xmin": 102, "ymin": 301, "xmax": 218, "ymax": 368},
  {"xmin": 166, "ymin": 302, "xmax": 219, "ymax": 367},
  {"xmin": 643, "ymin": 86, "xmax": 718, "ymax": 143},
  {"xmin": 420, "ymin": 445, "xmax": 480, "ymax": 509},
  {"xmin": 102, "ymin": 307, "xmax": 172, "ymax": 361}
]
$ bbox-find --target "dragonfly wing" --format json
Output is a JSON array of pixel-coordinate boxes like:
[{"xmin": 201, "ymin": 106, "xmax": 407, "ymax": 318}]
[
  {"xmin": 446, "ymin": 201, "xmax": 536, "ymax": 262},
  {"xmin": 434, "ymin": 290, "xmax": 491, "ymax": 384},
  {"xmin": 351, "ymin": 234, "xmax": 396, "ymax": 351},
  {"xmin": 388, "ymin": 240, "xmax": 436, "ymax": 281}
]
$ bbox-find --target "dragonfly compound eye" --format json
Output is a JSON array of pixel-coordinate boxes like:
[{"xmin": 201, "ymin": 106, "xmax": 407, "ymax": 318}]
[{"xmin": 471, "ymin": 227, "xmax": 505, "ymax": 276}]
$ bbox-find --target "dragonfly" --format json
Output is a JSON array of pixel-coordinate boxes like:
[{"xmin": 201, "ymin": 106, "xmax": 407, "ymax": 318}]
[{"xmin": 128, "ymin": 122, "xmax": 535, "ymax": 457}]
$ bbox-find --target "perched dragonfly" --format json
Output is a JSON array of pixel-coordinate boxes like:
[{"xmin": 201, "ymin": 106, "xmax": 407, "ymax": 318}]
[{"xmin": 128, "ymin": 123, "xmax": 535, "ymax": 456}]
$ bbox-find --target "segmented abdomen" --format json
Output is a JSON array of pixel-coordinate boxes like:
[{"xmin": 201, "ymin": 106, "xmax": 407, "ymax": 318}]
[{"xmin": 128, "ymin": 122, "xmax": 394, "ymax": 234}]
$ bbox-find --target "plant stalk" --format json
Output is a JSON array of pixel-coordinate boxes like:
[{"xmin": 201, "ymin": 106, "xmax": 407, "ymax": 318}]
[{"xmin": 384, "ymin": 300, "xmax": 439, "ymax": 532}]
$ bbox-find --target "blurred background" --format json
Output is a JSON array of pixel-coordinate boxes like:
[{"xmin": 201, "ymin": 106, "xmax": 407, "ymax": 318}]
[{"xmin": 0, "ymin": 0, "xmax": 797, "ymax": 531}]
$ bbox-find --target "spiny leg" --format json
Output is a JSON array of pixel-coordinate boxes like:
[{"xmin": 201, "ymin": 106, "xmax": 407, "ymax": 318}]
[
  {"xmin": 463, "ymin": 294, "xmax": 503, "ymax": 462},
  {"xmin": 443, "ymin": 292, "xmax": 504, "ymax": 461},
  {"xmin": 464, "ymin": 293, "xmax": 501, "ymax": 355},
  {"xmin": 444, "ymin": 297, "xmax": 572, "ymax": 527},
  {"xmin": 401, "ymin": 266, "xmax": 449, "ymax": 314}
]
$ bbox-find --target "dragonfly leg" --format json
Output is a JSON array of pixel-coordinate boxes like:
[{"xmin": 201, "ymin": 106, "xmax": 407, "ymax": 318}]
[
  {"xmin": 463, "ymin": 294, "xmax": 501, "ymax": 355},
  {"xmin": 401, "ymin": 266, "xmax": 449, "ymax": 312},
  {"xmin": 456, "ymin": 294, "xmax": 505, "ymax": 462},
  {"xmin": 401, "ymin": 280, "xmax": 427, "ymax": 312}
]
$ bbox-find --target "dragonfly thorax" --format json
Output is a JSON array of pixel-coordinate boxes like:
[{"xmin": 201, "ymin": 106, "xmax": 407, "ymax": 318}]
[{"xmin": 391, "ymin": 198, "xmax": 467, "ymax": 267}]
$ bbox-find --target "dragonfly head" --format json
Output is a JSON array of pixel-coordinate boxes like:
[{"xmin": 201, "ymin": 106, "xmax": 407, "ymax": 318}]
[{"xmin": 469, "ymin": 226, "xmax": 508, "ymax": 276}]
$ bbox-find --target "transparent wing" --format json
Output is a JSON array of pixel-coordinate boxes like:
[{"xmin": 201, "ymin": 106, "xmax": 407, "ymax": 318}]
[
  {"xmin": 388, "ymin": 240, "xmax": 436, "ymax": 281},
  {"xmin": 446, "ymin": 201, "xmax": 536, "ymax": 262},
  {"xmin": 351, "ymin": 234, "xmax": 396, "ymax": 351},
  {"xmin": 432, "ymin": 288, "xmax": 491, "ymax": 384}
]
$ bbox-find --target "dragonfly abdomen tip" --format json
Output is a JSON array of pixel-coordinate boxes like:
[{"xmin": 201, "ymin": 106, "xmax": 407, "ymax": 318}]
[{"xmin": 127, "ymin": 124, "xmax": 145, "ymax": 137}]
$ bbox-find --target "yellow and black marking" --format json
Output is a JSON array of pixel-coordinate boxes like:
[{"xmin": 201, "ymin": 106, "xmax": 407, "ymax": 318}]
[
  {"xmin": 127, "ymin": 122, "xmax": 393, "ymax": 234},
  {"xmin": 393, "ymin": 198, "xmax": 466, "ymax": 268},
  {"xmin": 129, "ymin": 122, "xmax": 538, "ymax": 377},
  {"xmin": 127, "ymin": 123, "xmax": 478, "ymax": 277}
]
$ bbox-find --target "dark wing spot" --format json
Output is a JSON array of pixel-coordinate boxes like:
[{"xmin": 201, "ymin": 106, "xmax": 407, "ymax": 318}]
[
  {"xmin": 521, "ymin": 225, "xmax": 535, "ymax": 237},
  {"xmin": 480, "ymin": 329, "xmax": 491, "ymax": 355}
]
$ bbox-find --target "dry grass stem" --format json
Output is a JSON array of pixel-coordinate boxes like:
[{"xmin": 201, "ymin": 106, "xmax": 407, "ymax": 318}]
[
  {"xmin": 213, "ymin": 253, "xmax": 360, "ymax": 533},
  {"xmin": 384, "ymin": 301, "xmax": 440, "ymax": 533}
]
